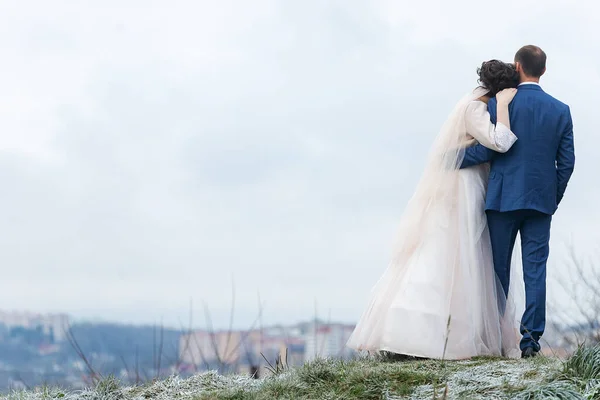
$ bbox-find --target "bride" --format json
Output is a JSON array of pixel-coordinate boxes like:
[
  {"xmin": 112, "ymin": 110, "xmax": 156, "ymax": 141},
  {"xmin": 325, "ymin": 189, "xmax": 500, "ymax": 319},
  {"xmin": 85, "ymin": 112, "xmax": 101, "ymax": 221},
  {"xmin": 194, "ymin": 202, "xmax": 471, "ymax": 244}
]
[{"xmin": 347, "ymin": 60, "xmax": 524, "ymax": 360}]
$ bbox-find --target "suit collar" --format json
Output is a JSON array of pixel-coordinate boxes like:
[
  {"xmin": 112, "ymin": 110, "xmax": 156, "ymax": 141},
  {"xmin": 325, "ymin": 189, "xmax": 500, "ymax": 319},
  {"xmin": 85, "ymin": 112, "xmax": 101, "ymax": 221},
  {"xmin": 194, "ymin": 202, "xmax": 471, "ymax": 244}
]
[{"xmin": 517, "ymin": 84, "xmax": 543, "ymax": 92}]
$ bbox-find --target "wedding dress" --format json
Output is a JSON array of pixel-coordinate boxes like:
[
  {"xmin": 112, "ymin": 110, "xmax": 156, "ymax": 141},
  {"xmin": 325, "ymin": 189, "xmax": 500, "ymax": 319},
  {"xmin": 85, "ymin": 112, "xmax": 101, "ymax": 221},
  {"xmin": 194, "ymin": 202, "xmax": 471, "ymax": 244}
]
[{"xmin": 347, "ymin": 87, "xmax": 524, "ymax": 359}]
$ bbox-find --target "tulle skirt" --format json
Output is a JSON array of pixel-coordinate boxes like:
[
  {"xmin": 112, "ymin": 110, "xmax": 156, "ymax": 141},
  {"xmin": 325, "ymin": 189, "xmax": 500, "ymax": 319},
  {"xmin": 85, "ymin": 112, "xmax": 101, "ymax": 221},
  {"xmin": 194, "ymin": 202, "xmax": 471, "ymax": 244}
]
[{"xmin": 347, "ymin": 165, "xmax": 523, "ymax": 359}]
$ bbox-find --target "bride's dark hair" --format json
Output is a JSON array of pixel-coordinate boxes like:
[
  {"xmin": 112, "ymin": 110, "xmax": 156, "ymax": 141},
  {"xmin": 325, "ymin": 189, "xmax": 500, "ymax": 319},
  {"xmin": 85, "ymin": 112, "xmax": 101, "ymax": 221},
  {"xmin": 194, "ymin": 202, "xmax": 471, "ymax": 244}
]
[{"xmin": 477, "ymin": 60, "xmax": 520, "ymax": 97}]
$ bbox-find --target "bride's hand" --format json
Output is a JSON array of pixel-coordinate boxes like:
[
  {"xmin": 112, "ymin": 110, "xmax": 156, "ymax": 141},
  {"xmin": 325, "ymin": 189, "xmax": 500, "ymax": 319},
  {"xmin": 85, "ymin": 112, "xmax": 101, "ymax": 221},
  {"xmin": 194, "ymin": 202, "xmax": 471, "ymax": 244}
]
[{"xmin": 496, "ymin": 88, "xmax": 517, "ymax": 105}]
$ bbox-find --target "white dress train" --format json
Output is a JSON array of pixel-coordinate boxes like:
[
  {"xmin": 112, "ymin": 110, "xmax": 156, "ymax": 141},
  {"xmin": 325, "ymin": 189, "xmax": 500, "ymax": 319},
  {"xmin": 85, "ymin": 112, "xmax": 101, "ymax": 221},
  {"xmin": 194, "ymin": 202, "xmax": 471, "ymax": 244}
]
[{"xmin": 347, "ymin": 88, "xmax": 524, "ymax": 360}]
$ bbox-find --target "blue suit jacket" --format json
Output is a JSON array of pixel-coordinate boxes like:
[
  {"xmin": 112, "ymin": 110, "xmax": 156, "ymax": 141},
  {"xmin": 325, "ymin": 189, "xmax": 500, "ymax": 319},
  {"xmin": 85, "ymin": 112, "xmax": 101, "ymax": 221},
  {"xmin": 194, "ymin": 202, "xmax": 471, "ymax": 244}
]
[{"xmin": 461, "ymin": 84, "xmax": 575, "ymax": 215}]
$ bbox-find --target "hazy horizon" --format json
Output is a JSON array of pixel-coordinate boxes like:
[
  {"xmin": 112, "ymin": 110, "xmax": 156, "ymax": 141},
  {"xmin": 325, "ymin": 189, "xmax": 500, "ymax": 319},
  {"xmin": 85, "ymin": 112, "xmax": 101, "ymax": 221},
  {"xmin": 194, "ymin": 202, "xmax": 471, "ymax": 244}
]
[{"xmin": 1, "ymin": 0, "xmax": 597, "ymax": 330}]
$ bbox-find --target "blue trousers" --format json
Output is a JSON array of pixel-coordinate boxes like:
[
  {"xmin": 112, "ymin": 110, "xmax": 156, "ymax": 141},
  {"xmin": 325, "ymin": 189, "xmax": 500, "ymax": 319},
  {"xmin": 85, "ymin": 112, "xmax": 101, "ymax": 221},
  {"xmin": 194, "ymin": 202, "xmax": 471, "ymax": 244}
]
[{"xmin": 486, "ymin": 209, "xmax": 552, "ymax": 352}]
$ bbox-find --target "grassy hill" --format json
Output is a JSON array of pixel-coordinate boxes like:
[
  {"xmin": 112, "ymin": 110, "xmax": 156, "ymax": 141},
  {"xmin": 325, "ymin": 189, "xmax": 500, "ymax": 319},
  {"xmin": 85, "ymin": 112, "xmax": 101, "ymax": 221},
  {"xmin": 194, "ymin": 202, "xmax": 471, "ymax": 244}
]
[{"xmin": 2, "ymin": 346, "xmax": 598, "ymax": 399}]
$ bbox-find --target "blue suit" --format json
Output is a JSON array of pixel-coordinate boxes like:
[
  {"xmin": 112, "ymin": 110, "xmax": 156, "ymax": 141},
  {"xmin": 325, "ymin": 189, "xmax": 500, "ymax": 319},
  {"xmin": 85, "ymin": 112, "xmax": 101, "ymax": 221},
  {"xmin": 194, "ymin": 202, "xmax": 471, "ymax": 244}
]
[{"xmin": 461, "ymin": 84, "xmax": 575, "ymax": 352}]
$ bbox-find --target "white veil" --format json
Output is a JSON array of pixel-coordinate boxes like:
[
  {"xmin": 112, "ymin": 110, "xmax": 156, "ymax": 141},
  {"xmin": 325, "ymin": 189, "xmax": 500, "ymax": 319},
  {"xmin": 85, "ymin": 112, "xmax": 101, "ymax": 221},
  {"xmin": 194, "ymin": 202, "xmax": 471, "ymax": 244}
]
[{"xmin": 389, "ymin": 87, "xmax": 488, "ymax": 265}]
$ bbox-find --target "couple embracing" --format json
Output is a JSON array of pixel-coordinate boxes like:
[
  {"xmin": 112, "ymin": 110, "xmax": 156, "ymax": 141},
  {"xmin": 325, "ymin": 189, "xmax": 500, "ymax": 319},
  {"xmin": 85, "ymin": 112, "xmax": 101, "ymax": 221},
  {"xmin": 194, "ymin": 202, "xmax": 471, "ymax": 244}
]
[{"xmin": 347, "ymin": 45, "xmax": 575, "ymax": 359}]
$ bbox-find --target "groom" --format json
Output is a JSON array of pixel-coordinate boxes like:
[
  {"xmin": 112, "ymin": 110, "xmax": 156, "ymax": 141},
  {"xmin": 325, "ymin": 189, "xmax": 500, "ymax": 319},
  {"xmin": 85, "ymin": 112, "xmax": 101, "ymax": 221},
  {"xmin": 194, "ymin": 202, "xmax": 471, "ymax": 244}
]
[{"xmin": 461, "ymin": 45, "xmax": 575, "ymax": 358}]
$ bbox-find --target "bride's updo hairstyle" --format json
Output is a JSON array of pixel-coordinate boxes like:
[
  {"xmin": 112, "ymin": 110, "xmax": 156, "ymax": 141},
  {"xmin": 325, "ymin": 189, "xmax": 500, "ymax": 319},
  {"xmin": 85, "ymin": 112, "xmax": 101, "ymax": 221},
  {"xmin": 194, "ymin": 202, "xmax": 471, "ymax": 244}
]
[{"xmin": 477, "ymin": 60, "xmax": 520, "ymax": 97}]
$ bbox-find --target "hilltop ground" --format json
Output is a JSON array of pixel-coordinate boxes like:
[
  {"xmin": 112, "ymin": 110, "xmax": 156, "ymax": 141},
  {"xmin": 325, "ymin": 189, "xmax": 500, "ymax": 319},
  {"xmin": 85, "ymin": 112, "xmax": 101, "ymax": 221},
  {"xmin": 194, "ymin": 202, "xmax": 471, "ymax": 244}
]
[{"xmin": 2, "ymin": 346, "xmax": 599, "ymax": 399}]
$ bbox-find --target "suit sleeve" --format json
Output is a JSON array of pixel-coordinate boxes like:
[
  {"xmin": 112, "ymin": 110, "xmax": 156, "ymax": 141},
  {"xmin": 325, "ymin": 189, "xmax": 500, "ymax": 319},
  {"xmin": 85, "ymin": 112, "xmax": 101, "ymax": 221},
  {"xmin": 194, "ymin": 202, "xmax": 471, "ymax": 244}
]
[
  {"xmin": 459, "ymin": 98, "xmax": 498, "ymax": 169},
  {"xmin": 460, "ymin": 143, "xmax": 496, "ymax": 168},
  {"xmin": 556, "ymin": 107, "xmax": 575, "ymax": 205}
]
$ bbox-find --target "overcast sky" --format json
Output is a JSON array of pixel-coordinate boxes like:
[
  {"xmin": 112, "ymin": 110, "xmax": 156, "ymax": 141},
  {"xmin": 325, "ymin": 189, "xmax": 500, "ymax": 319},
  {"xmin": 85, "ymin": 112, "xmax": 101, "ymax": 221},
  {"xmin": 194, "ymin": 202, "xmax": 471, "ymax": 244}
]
[{"xmin": 0, "ymin": 0, "xmax": 597, "ymax": 329}]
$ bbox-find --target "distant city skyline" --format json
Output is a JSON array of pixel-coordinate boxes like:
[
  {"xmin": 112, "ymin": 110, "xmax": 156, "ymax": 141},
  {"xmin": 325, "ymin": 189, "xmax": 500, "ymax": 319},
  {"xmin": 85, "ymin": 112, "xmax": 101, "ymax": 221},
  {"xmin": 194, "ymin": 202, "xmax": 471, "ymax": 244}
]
[{"xmin": 1, "ymin": 308, "xmax": 592, "ymax": 392}]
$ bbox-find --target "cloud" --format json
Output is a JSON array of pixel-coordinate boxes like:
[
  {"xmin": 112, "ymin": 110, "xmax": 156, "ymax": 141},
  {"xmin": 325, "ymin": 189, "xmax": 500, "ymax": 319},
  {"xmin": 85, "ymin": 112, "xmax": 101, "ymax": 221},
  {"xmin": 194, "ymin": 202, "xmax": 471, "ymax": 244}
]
[{"xmin": 0, "ymin": 0, "xmax": 596, "ymax": 328}]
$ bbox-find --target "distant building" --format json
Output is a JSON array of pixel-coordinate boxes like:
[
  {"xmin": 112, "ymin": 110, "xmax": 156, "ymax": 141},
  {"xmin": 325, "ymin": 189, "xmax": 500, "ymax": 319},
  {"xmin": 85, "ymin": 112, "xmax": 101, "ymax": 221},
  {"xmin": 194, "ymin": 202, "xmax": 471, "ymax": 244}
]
[
  {"xmin": 304, "ymin": 323, "xmax": 355, "ymax": 361},
  {"xmin": 0, "ymin": 310, "xmax": 69, "ymax": 342},
  {"xmin": 178, "ymin": 329, "xmax": 265, "ymax": 370},
  {"xmin": 178, "ymin": 322, "xmax": 329, "ymax": 375}
]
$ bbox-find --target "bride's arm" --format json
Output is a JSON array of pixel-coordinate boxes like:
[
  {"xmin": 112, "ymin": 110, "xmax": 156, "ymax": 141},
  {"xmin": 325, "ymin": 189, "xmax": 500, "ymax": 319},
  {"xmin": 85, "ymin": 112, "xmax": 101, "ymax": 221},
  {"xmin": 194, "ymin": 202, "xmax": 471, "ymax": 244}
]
[
  {"xmin": 465, "ymin": 89, "xmax": 517, "ymax": 153},
  {"xmin": 494, "ymin": 89, "xmax": 515, "ymax": 131}
]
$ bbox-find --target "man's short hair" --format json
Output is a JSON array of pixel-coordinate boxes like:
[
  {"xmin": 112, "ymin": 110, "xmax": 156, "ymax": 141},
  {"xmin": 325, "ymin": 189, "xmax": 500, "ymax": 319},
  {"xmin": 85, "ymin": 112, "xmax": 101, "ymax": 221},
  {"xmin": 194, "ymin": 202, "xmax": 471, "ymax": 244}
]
[{"xmin": 515, "ymin": 45, "xmax": 547, "ymax": 78}]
